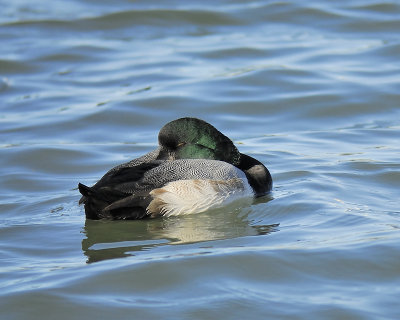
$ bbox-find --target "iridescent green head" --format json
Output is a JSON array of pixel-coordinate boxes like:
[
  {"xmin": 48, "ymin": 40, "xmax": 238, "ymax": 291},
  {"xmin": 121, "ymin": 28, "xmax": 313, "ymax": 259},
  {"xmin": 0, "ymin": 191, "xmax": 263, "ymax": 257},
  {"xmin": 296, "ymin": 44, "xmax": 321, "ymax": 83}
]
[{"xmin": 158, "ymin": 117, "xmax": 241, "ymax": 165}]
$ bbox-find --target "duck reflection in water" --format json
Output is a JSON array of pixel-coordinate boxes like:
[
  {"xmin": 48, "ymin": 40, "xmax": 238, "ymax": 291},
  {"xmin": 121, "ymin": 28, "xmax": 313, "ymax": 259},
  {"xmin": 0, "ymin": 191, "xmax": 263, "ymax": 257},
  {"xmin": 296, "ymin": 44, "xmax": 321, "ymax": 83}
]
[{"xmin": 82, "ymin": 197, "xmax": 277, "ymax": 263}]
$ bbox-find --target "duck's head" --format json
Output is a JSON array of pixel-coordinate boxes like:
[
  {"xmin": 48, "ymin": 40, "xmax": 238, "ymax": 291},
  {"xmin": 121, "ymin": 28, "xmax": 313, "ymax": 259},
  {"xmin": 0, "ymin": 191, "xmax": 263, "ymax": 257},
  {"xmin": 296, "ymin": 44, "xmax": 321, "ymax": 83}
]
[{"xmin": 157, "ymin": 117, "xmax": 241, "ymax": 165}]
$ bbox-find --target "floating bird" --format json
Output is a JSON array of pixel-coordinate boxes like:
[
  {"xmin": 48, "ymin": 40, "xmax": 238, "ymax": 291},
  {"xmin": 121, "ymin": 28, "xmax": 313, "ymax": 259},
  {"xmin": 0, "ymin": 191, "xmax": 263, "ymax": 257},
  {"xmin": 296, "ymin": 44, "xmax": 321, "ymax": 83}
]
[{"xmin": 78, "ymin": 117, "xmax": 272, "ymax": 220}]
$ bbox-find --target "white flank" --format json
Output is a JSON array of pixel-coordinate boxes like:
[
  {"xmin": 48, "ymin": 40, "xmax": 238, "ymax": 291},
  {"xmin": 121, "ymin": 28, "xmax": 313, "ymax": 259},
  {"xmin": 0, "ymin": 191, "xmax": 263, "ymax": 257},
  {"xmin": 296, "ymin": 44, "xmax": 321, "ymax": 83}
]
[{"xmin": 147, "ymin": 178, "xmax": 254, "ymax": 217}]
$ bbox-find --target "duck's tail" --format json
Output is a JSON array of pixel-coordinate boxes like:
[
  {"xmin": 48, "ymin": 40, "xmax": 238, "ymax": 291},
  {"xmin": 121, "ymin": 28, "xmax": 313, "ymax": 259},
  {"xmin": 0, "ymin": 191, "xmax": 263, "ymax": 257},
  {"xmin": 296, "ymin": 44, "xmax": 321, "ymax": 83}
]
[
  {"xmin": 78, "ymin": 183, "xmax": 150, "ymax": 220},
  {"xmin": 78, "ymin": 183, "xmax": 93, "ymax": 198}
]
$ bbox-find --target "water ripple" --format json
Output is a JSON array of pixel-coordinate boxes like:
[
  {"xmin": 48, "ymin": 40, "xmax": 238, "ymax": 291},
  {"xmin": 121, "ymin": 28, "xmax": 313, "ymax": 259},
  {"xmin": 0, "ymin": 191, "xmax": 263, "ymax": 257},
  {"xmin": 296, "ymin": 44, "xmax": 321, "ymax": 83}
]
[{"xmin": 1, "ymin": 0, "xmax": 400, "ymax": 319}]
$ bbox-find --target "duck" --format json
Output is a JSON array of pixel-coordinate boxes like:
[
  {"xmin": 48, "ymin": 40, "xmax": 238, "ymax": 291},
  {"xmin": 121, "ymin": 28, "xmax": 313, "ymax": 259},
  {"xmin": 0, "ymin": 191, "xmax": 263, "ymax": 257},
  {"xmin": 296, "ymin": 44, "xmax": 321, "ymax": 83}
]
[{"xmin": 78, "ymin": 117, "xmax": 272, "ymax": 220}]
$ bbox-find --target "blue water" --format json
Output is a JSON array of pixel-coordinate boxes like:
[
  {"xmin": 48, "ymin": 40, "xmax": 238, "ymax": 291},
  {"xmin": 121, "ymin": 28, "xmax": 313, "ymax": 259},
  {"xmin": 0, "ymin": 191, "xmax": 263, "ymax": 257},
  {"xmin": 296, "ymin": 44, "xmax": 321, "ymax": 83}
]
[{"xmin": 1, "ymin": 1, "xmax": 399, "ymax": 319}]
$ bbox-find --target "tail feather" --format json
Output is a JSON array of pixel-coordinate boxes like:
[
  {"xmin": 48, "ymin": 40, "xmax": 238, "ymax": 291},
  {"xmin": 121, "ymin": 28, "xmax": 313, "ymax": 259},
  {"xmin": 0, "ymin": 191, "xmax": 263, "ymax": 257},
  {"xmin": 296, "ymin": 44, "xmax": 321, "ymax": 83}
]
[
  {"xmin": 78, "ymin": 182, "xmax": 151, "ymax": 220},
  {"xmin": 78, "ymin": 183, "xmax": 92, "ymax": 197},
  {"xmin": 103, "ymin": 194, "xmax": 151, "ymax": 220}
]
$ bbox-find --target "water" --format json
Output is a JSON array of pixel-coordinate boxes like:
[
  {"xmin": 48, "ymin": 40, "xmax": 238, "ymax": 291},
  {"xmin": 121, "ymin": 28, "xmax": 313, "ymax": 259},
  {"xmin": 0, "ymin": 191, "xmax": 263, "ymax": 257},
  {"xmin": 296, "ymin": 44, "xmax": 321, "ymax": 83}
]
[{"xmin": 1, "ymin": 0, "xmax": 399, "ymax": 319}]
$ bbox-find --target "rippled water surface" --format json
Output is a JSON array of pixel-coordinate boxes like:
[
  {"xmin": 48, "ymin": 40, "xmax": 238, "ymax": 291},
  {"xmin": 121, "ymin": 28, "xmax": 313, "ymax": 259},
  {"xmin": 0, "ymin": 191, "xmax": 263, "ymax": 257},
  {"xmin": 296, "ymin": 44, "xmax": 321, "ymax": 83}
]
[{"xmin": 1, "ymin": 0, "xmax": 399, "ymax": 319}]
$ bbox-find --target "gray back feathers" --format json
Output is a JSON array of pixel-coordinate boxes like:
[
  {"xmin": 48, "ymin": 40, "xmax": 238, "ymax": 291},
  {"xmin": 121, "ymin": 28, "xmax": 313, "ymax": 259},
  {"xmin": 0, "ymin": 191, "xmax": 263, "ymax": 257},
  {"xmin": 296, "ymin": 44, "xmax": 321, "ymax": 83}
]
[
  {"xmin": 116, "ymin": 159, "xmax": 246, "ymax": 194},
  {"xmin": 145, "ymin": 159, "xmax": 246, "ymax": 183}
]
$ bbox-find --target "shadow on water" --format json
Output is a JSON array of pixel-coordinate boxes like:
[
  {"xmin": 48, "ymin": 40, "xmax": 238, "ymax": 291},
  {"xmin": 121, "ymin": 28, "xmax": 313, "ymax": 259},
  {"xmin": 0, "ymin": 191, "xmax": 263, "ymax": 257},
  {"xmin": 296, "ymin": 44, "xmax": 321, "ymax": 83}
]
[{"xmin": 81, "ymin": 196, "xmax": 277, "ymax": 263}]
